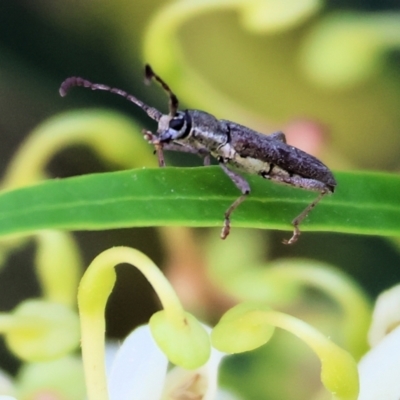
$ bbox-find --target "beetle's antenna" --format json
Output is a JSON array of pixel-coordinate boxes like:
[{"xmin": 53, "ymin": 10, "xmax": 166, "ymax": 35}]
[
  {"xmin": 144, "ymin": 64, "xmax": 178, "ymax": 117},
  {"xmin": 59, "ymin": 77, "xmax": 162, "ymax": 122}
]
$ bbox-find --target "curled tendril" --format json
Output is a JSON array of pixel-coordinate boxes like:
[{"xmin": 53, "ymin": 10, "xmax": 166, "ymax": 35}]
[
  {"xmin": 143, "ymin": 0, "xmax": 322, "ymax": 119},
  {"xmin": 78, "ymin": 247, "xmax": 210, "ymax": 400},
  {"xmin": 1, "ymin": 110, "xmax": 155, "ymax": 190},
  {"xmin": 300, "ymin": 12, "xmax": 400, "ymax": 89},
  {"xmin": 212, "ymin": 302, "xmax": 359, "ymax": 400}
]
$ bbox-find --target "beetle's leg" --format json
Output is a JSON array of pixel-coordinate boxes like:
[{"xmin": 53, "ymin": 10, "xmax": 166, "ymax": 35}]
[
  {"xmin": 143, "ymin": 129, "xmax": 165, "ymax": 167},
  {"xmin": 202, "ymin": 153, "xmax": 211, "ymax": 166},
  {"xmin": 283, "ymin": 190, "xmax": 328, "ymax": 245},
  {"xmin": 154, "ymin": 142, "xmax": 165, "ymax": 167},
  {"xmin": 266, "ymin": 172, "xmax": 332, "ymax": 245},
  {"xmin": 219, "ymin": 162, "xmax": 250, "ymax": 239},
  {"xmin": 160, "ymin": 144, "xmax": 210, "ymax": 165},
  {"xmin": 143, "ymin": 130, "xmax": 210, "ymax": 166}
]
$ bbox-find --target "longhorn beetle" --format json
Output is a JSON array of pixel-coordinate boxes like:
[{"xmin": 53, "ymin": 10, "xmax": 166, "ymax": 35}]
[{"xmin": 59, "ymin": 65, "xmax": 336, "ymax": 244}]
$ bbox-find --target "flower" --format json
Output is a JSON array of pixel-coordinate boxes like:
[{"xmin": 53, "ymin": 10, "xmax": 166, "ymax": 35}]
[
  {"xmin": 107, "ymin": 324, "xmax": 239, "ymax": 400},
  {"xmin": 358, "ymin": 285, "xmax": 400, "ymax": 400},
  {"xmin": 78, "ymin": 247, "xmax": 360, "ymax": 400}
]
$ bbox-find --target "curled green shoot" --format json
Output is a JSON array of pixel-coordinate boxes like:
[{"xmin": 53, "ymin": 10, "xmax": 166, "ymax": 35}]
[
  {"xmin": 78, "ymin": 246, "xmax": 210, "ymax": 400},
  {"xmin": 212, "ymin": 302, "xmax": 359, "ymax": 400}
]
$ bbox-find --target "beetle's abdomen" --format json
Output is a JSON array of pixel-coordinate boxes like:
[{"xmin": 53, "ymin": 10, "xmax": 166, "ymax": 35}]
[{"xmin": 226, "ymin": 123, "xmax": 336, "ymax": 191}]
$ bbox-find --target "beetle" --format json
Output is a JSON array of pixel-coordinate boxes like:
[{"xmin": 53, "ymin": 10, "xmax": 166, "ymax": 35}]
[{"xmin": 60, "ymin": 65, "xmax": 336, "ymax": 244}]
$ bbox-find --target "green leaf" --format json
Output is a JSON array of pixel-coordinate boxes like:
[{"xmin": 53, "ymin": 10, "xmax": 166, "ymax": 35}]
[{"xmin": 0, "ymin": 167, "xmax": 398, "ymax": 238}]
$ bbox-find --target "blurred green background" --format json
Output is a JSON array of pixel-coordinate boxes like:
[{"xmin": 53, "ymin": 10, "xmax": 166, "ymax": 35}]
[{"xmin": 0, "ymin": 1, "xmax": 399, "ymax": 396}]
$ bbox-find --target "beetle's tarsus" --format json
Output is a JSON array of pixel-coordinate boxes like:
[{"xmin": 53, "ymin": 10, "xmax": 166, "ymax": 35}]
[
  {"xmin": 283, "ymin": 226, "xmax": 300, "ymax": 245},
  {"xmin": 221, "ymin": 219, "xmax": 230, "ymax": 239}
]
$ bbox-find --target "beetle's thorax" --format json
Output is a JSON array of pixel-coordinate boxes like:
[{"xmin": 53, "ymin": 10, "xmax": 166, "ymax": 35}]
[{"xmin": 158, "ymin": 110, "xmax": 229, "ymax": 153}]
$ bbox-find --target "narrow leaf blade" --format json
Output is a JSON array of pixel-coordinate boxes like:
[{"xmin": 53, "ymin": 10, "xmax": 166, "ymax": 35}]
[{"xmin": 0, "ymin": 167, "xmax": 398, "ymax": 238}]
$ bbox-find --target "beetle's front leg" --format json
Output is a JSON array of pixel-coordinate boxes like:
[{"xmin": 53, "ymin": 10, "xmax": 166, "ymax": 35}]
[
  {"xmin": 161, "ymin": 144, "xmax": 211, "ymax": 166},
  {"xmin": 218, "ymin": 162, "xmax": 250, "ymax": 239},
  {"xmin": 143, "ymin": 129, "xmax": 165, "ymax": 167},
  {"xmin": 143, "ymin": 130, "xmax": 211, "ymax": 166}
]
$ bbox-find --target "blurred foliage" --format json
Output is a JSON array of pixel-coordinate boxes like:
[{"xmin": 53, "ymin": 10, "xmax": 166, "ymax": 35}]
[{"xmin": 0, "ymin": 1, "xmax": 399, "ymax": 399}]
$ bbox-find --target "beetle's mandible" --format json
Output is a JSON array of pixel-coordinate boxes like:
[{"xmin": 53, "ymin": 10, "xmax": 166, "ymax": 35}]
[{"xmin": 59, "ymin": 65, "xmax": 336, "ymax": 244}]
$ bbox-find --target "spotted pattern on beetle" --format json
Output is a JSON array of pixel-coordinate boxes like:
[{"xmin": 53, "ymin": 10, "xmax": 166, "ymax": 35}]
[{"xmin": 59, "ymin": 65, "xmax": 336, "ymax": 244}]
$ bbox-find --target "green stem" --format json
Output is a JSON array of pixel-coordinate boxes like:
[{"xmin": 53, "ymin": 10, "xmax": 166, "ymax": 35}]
[
  {"xmin": 144, "ymin": 0, "xmax": 319, "ymax": 120},
  {"xmin": 77, "ymin": 247, "xmax": 187, "ymax": 400},
  {"xmin": 1, "ymin": 111, "xmax": 153, "ymax": 190},
  {"xmin": 270, "ymin": 262, "xmax": 371, "ymax": 359},
  {"xmin": 259, "ymin": 310, "xmax": 359, "ymax": 400},
  {"xmin": 35, "ymin": 230, "xmax": 82, "ymax": 307}
]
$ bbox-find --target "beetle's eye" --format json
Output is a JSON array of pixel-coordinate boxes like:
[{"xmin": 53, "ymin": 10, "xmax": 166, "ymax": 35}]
[{"xmin": 169, "ymin": 117, "xmax": 184, "ymax": 131}]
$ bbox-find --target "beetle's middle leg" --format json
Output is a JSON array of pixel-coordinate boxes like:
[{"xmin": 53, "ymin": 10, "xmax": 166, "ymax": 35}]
[{"xmin": 219, "ymin": 162, "xmax": 250, "ymax": 239}]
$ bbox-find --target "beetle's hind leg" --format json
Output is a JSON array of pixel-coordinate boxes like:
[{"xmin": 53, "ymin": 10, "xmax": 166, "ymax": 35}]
[
  {"xmin": 219, "ymin": 162, "xmax": 250, "ymax": 239},
  {"xmin": 283, "ymin": 190, "xmax": 328, "ymax": 245}
]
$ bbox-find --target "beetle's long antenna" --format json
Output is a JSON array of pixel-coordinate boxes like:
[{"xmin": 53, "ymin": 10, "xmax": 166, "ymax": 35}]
[
  {"xmin": 144, "ymin": 64, "xmax": 178, "ymax": 117},
  {"xmin": 59, "ymin": 77, "xmax": 162, "ymax": 122}
]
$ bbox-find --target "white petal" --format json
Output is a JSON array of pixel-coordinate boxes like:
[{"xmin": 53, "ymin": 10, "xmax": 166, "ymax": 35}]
[
  {"xmin": 216, "ymin": 389, "xmax": 242, "ymax": 400},
  {"xmin": 358, "ymin": 325, "xmax": 400, "ymax": 399},
  {"xmin": 368, "ymin": 284, "xmax": 400, "ymax": 346},
  {"xmin": 0, "ymin": 369, "xmax": 15, "ymax": 396},
  {"xmin": 104, "ymin": 341, "xmax": 119, "ymax": 376},
  {"xmin": 202, "ymin": 348, "xmax": 226, "ymax": 400},
  {"xmin": 161, "ymin": 347, "xmax": 226, "ymax": 400},
  {"xmin": 108, "ymin": 325, "xmax": 168, "ymax": 400}
]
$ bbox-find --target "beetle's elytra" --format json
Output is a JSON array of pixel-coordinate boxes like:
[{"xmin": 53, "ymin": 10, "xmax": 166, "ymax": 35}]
[{"xmin": 60, "ymin": 65, "xmax": 336, "ymax": 244}]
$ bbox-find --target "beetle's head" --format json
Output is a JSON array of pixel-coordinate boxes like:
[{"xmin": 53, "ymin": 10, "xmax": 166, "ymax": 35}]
[{"xmin": 157, "ymin": 111, "xmax": 191, "ymax": 142}]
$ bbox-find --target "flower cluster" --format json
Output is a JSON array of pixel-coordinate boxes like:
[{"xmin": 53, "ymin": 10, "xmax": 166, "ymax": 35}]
[{"xmin": 0, "ymin": 244, "xmax": 374, "ymax": 400}]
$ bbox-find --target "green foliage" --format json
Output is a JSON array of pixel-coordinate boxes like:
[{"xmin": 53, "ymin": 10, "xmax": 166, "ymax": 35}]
[{"xmin": 0, "ymin": 168, "xmax": 398, "ymax": 238}]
